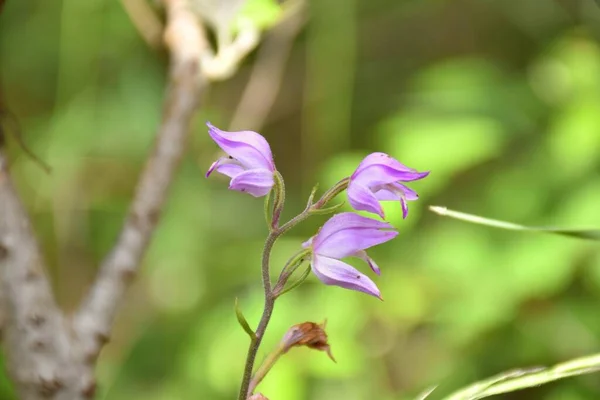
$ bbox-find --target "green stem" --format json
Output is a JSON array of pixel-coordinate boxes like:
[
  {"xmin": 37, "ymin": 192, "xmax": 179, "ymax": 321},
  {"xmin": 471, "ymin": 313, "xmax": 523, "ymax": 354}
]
[
  {"xmin": 248, "ymin": 344, "xmax": 285, "ymax": 395},
  {"xmin": 238, "ymin": 231, "xmax": 278, "ymax": 400},
  {"xmin": 237, "ymin": 176, "xmax": 350, "ymax": 399},
  {"xmin": 237, "ymin": 213, "xmax": 314, "ymax": 399}
]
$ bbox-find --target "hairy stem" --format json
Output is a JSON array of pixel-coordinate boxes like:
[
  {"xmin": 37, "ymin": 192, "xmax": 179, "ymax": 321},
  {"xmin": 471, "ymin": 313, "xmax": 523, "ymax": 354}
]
[
  {"xmin": 238, "ymin": 231, "xmax": 278, "ymax": 400},
  {"xmin": 238, "ymin": 179, "xmax": 349, "ymax": 398}
]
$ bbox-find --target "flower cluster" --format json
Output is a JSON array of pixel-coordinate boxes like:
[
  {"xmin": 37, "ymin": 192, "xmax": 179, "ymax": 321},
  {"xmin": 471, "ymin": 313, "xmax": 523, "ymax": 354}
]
[{"xmin": 206, "ymin": 123, "xmax": 428, "ymax": 298}]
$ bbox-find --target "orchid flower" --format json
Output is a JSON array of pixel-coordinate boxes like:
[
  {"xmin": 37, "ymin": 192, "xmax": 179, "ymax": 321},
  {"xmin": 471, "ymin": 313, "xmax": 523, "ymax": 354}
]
[
  {"xmin": 347, "ymin": 152, "xmax": 429, "ymax": 219},
  {"xmin": 205, "ymin": 122, "xmax": 276, "ymax": 197},
  {"xmin": 304, "ymin": 212, "xmax": 398, "ymax": 298}
]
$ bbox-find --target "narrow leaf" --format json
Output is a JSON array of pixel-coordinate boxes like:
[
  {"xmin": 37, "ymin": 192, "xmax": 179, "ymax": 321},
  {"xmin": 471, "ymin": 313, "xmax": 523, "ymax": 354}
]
[
  {"xmin": 310, "ymin": 202, "xmax": 345, "ymax": 216},
  {"xmin": 415, "ymin": 386, "xmax": 437, "ymax": 400},
  {"xmin": 264, "ymin": 190, "xmax": 272, "ymax": 227},
  {"xmin": 235, "ymin": 298, "xmax": 257, "ymax": 341},
  {"xmin": 430, "ymin": 206, "xmax": 600, "ymax": 241},
  {"xmin": 275, "ymin": 265, "xmax": 311, "ymax": 298},
  {"xmin": 307, "ymin": 183, "xmax": 319, "ymax": 207},
  {"xmin": 443, "ymin": 353, "xmax": 600, "ymax": 400}
]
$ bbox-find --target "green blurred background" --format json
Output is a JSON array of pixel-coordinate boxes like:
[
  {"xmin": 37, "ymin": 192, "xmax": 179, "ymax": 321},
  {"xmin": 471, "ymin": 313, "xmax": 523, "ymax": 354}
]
[{"xmin": 2, "ymin": 0, "xmax": 600, "ymax": 399}]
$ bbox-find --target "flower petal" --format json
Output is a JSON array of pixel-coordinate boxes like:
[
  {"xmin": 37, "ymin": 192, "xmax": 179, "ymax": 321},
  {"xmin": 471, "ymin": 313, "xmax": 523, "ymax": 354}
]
[
  {"xmin": 316, "ymin": 227, "xmax": 397, "ymax": 259},
  {"xmin": 394, "ymin": 183, "xmax": 419, "ymax": 200},
  {"xmin": 311, "ymin": 255, "xmax": 381, "ymax": 298},
  {"xmin": 314, "ymin": 213, "xmax": 392, "ymax": 246},
  {"xmin": 401, "ymin": 198, "xmax": 408, "ymax": 219},
  {"xmin": 206, "ymin": 156, "xmax": 244, "ymax": 178},
  {"xmin": 313, "ymin": 212, "xmax": 397, "ymax": 258},
  {"xmin": 352, "ymin": 250, "xmax": 381, "ymax": 275},
  {"xmin": 351, "ymin": 153, "xmax": 429, "ymax": 187},
  {"xmin": 347, "ymin": 182, "xmax": 385, "ymax": 218},
  {"xmin": 302, "ymin": 237, "xmax": 314, "ymax": 248},
  {"xmin": 353, "ymin": 152, "xmax": 413, "ymax": 174},
  {"xmin": 353, "ymin": 165, "xmax": 429, "ymax": 187},
  {"xmin": 228, "ymin": 168, "xmax": 274, "ymax": 197},
  {"xmin": 374, "ymin": 182, "xmax": 419, "ymax": 201},
  {"xmin": 207, "ymin": 123, "xmax": 275, "ymax": 171},
  {"xmin": 371, "ymin": 182, "xmax": 419, "ymax": 218},
  {"xmin": 216, "ymin": 163, "xmax": 245, "ymax": 178},
  {"xmin": 373, "ymin": 188, "xmax": 401, "ymax": 201}
]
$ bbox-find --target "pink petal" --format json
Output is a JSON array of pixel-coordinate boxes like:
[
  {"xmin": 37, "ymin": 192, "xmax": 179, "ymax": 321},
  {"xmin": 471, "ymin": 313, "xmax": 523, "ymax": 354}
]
[
  {"xmin": 352, "ymin": 250, "xmax": 381, "ymax": 275},
  {"xmin": 207, "ymin": 123, "xmax": 275, "ymax": 171},
  {"xmin": 228, "ymin": 168, "xmax": 274, "ymax": 197},
  {"xmin": 353, "ymin": 164, "xmax": 429, "ymax": 187},
  {"xmin": 316, "ymin": 227, "xmax": 397, "ymax": 259},
  {"xmin": 393, "ymin": 183, "xmax": 419, "ymax": 200},
  {"xmin": 311, "ymin": 255, "xmax": 381, "ymax": 298},
  {"xmin": 351, "ymin": 153, "xmax": 429, "ymax": 187},
  {"xmin": 401, "ymin": 198, "xmax": 408, "ymax": 219},
  {"xmin": 206, "ymin": 156, "xmax": 244, "ymax": 178},
  {"xmin": 313, "ymin": 213, "xmax": 392, "ymax": 249},
  {"xmin": 353, "ymin": 152, "xmax": 413, "ymax": 175},
  {"xmin": 373, "ymin": 183, "xmax": 418, "ymax": 201},
  {"xmin": 373, "ymin": 188, "xmax": 402, "ymax": 201},
  {"xmin": 347, "ymin": 182, "xmax": 385, "ymax": 218},
  {"xmin": 216, "ymin": 163, "xmax": 245, "ymax": 178},
  {"xmin": 372, "ymin": 182, "xmax": 419, "ymax": 218},
  {"xmin": 302, "ymin": 237, "xmax": 314, "ymax": 248}
]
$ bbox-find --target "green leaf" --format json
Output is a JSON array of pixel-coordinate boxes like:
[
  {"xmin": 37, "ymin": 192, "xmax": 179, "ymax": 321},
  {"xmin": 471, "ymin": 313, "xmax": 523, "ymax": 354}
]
[
  {"xmin": 442, "ymin": 353, "xmax": 600, "ymax": 400},
  {"xmin": 310, "ymin": 202, "xmax": 345, "ymax": 216},
  {"xmin": 264, "ymin": 189, "xmax": 272, "ymax": 227},
  {"xmin": 235, "ymin": 298, "xmax": 257, "ymax": 341},
  {"xmin": 416, "ymin": 386, "xmax": 438, "ymax": 400},
  {"xmin": 430, "ymin": 206, "xmax": 600, "ymax": 241},
  {"xmin": 307, "ymin": 183, "xmax": 319, "ymax": 207},
  {"xmin": 275, "ymin": 265, "xmax": 311, "ymax": 298}
]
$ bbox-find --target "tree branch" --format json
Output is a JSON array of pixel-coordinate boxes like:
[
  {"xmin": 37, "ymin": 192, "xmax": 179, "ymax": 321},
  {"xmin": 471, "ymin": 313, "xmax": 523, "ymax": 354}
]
[
  {"xmin": 0, "ymin": 151, "xmax": 76, "ymax": 398},
  {"xmin": 0, "ymin": 1, "xmax": 209, "ymax": 398},
  {"xmin": 73, "ymin": 0, "xmax": 208, "ymax": 361}
]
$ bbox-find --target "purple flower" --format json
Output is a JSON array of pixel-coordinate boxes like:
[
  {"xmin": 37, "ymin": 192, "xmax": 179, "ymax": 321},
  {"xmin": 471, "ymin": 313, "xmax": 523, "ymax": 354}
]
[
  {"xmin": 205, "ymin": 122, "xmax": 276, "ymax": 197},
  {"xmin": 304, "ymin": 212, "xmax": 398, "ymax": 298},
  {"xmin": 348, "ymin": 152, "xmax": 429, "ymax": 219}
]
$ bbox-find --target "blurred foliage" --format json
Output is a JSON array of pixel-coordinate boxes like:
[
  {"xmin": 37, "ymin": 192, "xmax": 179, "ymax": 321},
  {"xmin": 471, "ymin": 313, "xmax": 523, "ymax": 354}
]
[{"xmin": 2, "ymin": 0, "xmax": 600, "ymax": 400}]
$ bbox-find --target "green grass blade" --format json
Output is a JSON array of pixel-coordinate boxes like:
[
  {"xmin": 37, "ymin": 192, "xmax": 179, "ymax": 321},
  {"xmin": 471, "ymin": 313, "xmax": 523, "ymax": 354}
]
[
  {"xmin": 442, "ymin": 353, "xmax": 600, "ymax": 400},
  {"xmin": 429, "ymin": 206, "xmax": 600, "ymax": 241}
]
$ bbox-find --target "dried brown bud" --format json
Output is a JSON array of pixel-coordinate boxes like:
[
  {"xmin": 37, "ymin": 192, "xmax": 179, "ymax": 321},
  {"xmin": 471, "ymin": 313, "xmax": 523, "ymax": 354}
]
[
  {"xmin": 248, "ymin": 394, "xmax": 269, "ymax": 400},
  {"xmin": 281, "ymin": 321, "xmax": 335, "ymax": 362}
]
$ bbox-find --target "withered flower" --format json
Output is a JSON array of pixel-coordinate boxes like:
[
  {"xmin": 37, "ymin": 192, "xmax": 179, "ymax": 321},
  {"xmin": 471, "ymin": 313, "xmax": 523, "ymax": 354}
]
[
  {"xmin": 281, "ymin": 321, "xmax": 335, "ymax": 362},
  {"xmin": 248, "ymin": 321, "xmax": 336, "ymax": 396}
]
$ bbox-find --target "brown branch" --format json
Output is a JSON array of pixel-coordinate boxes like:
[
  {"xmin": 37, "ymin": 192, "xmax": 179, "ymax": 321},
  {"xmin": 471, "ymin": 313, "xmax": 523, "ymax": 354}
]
[
  {"xmin": 73, "ymin": 0, "xmax": 208, "ymax": 362},
  {"xmin": 0, "ymin": 1, "xmax": 207, "ymax": 398},
  {"xmin": 0, "ymin": 152, "xmax": 82, "ymax": 399}
]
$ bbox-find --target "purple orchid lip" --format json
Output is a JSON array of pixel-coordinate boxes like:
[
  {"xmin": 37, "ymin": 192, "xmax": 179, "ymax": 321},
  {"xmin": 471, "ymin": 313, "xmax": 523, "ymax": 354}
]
[
  {"xmin": 306, "ymin": 212, "xmax": 398, "ymax": 298},
  {"xmin": 205, "ymin": 122, "xmax": 276, "ymax": 197},
  {"xmin": 348, "ymin": 152, "xmax": 429, "ymax": 219}
]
